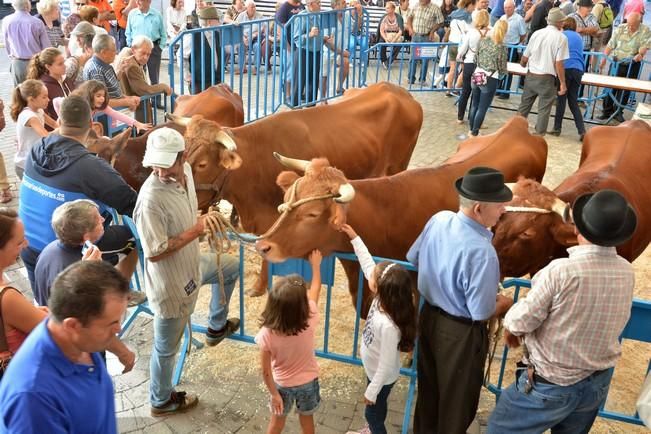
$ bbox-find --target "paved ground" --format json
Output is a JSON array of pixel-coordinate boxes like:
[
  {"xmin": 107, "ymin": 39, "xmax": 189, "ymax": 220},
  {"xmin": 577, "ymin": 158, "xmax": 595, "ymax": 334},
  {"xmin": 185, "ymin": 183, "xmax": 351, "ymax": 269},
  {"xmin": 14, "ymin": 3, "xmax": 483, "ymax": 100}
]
[{"xmin": 0, "ymin": 44, "xmax": 648, "ymax": 434}]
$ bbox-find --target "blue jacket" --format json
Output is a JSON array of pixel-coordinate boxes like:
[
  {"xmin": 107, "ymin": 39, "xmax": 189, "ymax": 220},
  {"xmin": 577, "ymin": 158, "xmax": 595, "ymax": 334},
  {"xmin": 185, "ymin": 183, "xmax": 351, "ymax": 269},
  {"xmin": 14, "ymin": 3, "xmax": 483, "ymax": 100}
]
[{"xmin": 19, "ymin": 134, "xmax": 137, "ymax": 252}]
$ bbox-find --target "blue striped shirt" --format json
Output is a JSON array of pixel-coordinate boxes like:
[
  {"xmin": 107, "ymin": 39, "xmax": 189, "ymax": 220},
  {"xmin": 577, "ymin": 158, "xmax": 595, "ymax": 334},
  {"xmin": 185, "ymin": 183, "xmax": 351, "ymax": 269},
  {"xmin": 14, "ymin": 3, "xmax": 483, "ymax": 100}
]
[
  {"xmin": 407, "ymin": 210, "xmax": 500, "ymax": 321},
  {"xmin": 83, "ymin": 56, "xmax": 123, "ymax": 98}
]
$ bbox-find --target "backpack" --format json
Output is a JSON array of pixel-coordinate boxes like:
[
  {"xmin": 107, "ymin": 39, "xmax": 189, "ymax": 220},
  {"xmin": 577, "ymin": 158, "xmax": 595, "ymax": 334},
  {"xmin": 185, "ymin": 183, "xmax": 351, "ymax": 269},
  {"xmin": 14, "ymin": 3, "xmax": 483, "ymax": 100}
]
[{"xmin": 598, "ymin": 3, "xmax": 614, "ymax": 29}]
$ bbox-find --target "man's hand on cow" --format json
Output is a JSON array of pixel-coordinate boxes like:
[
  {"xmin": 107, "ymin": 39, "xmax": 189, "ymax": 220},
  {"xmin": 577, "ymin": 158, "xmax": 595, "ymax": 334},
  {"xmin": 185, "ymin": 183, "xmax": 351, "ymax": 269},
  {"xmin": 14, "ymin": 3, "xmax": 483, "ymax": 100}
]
[
  {"xmin": 339, "ymin": 223, "xmax": 358, "ymax": 240},
  {"xmin": 503, "ymin": 329, "xmax": 521, "ymax": 348},
  {"xmin": 308, "ymin": 249, "xmax": 322, "ymax": 268},
  {"xmin": 493, "ymin": 294, "xmax": 514, "ymax": 318}
]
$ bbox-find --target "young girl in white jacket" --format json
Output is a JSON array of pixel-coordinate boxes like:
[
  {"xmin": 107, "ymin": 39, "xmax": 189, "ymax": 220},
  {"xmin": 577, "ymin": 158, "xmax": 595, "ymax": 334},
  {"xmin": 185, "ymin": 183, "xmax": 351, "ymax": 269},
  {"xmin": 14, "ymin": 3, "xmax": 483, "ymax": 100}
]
[{"xmin": 341, "ymin": 224, "xmax": 417, "ymax": 434}]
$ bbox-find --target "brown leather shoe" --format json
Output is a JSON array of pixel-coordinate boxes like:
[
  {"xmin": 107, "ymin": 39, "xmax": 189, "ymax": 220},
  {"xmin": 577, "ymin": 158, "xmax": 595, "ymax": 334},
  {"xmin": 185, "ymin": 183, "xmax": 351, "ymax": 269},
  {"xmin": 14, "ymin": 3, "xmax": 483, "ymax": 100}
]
[{"xmin": 151, "ymin": 391, "xmax": 199, "ymax": 417}]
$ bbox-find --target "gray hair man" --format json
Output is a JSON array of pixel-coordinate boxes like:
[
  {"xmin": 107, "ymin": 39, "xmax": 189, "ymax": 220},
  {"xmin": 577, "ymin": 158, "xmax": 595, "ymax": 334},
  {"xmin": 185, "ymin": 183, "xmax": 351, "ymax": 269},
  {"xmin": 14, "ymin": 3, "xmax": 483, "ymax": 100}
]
[{"xmin": 3, "ymin": 0, "xmax": 51, "ymax": 85}]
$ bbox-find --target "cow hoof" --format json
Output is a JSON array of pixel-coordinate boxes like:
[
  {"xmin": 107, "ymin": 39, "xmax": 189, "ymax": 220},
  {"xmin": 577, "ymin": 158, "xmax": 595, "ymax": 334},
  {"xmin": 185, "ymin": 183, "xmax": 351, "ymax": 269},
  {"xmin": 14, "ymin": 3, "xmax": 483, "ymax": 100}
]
[{"xmin": 245, "ymin": 288, "xmax": 267, "ymax": 297}]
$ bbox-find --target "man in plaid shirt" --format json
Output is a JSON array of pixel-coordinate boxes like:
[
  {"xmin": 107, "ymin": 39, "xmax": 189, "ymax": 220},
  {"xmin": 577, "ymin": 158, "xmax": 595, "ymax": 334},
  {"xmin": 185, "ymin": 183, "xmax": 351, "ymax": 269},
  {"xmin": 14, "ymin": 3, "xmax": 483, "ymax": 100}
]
[
  {"xmin": 570, "ymin": 0, "xmax": 600, "ymax": 51},
  {"xmin": 405, "ymin": 0, "xmax": 443, "ymax": 84},
  {"xmin": 488, "ymin": 189, "xmax": 637, "ymax": 434}
]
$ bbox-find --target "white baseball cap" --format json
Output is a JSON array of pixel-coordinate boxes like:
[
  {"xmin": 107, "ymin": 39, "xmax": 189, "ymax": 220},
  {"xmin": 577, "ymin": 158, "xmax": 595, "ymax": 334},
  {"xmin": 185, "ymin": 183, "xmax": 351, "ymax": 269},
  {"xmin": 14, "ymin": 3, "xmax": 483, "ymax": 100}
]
[{"xmin": 143, "ymin": 128, "xmax": 186, "ymax": 168}]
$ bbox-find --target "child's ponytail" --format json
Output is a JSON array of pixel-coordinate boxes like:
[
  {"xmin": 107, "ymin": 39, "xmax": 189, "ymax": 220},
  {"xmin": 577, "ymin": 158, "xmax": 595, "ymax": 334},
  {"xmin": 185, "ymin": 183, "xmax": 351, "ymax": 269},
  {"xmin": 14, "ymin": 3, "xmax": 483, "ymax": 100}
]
[{"xmin": 10, "ymin": 80, "xmax": 45, "ymax": 122}]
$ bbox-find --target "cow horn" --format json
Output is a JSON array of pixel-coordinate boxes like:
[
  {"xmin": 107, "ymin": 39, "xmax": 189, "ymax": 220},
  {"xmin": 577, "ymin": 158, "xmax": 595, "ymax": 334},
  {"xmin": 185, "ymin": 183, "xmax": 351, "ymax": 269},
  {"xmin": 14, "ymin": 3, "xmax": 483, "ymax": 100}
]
[
  {"xmin": 273, "ymin": 152, "xmax": 310, "ymax": 173},
  {"xmin": 334, "ymin": 183, "xmax": 355, "ymax": 203},
  {"xmin": 551, "ymin": 198, "xmax": 570, "ymax": 223},
  {"xmin": 165, "ymin": 113, "xmax": 192, "ymax": 126},
  {"xmin": 215, "ymin": 130, "xmax": 237, "ymax": 151}
]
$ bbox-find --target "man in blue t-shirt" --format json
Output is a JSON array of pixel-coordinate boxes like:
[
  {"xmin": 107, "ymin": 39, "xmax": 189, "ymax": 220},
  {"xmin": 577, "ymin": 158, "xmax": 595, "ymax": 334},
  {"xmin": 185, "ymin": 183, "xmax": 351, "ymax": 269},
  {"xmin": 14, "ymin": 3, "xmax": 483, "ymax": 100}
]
[
  {"xmin": 276, "ymin": 0, "xmax": 305, "ymax": 98},
  {"xmin": 0, "ymin": 261, "xmax": 133, "ymax": 433}
]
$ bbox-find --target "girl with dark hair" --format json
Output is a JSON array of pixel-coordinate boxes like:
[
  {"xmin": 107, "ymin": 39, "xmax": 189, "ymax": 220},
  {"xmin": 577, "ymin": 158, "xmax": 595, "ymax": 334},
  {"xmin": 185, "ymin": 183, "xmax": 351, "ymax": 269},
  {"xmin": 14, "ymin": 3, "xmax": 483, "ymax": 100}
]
[
  {"xmin": 54, "ymin": 80, "xmax": 151, "ymax": 133},
  {"xmin": 0, "ymin": 210, "xmax": 48, "ymax": 379},
  {"xmin": 341, "ymin": 224, "xmax": 417, "ymax": 434},
  {"xmin": 255, "ymin": 250, "xmax": 323, "ymax": 434}
]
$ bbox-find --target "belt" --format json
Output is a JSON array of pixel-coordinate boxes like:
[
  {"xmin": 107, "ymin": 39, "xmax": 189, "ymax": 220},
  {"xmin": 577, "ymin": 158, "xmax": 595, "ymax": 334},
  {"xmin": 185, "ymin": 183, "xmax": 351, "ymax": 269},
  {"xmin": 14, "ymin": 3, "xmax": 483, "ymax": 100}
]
[
  {"xmin": 534, "ymin": 368, "xmax": 609, "ymax": 386},
  {"xmin": 527, "ymin": 72, "xmax": 555, "ymax": 78},
  {"xmin": 428, "ymin": 303, "xmax": 487, "ymax": 326},
  {"xmin": 12, "ymin": 58, "xmax": 31, "ymax": 62}
]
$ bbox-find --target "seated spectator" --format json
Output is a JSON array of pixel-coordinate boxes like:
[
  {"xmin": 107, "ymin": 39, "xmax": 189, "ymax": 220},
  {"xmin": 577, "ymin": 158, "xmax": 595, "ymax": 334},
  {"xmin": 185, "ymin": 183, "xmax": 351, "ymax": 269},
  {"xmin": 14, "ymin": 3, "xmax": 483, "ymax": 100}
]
[
  {"xmin": 0, "ymin": 209, "xmax": 48, "ymax": 380},
  {"xmin": 236, "ymin": 0, "xmax": 266, "ymax": 74},
  {"xmin": 2, "ymin": 0, "xmax": 51, "ymax": 86},
  {"xmin": 396, "ymin": 0, "xmax": 411, "ymax": 41},
  {"xmin": 18, "ymin": 95, "xmax": 138, "ymax": 293},
  {"xmin": 26, "ymin": 47, "xmax": 75, "ymax": 126},
  {"xmin": 65, "ymin": 23, "xmax": 95, "ymax": 87},
  {"xmin": 0, "ymin": 261, "xmax": 135, "ymax": 432},
  {"xmin": 10, "ymin": 80, "xmax": 58, "ymax": 180},
  {"xmin": 167, "ymin": 0, "xmax": 187, "ymax": 42},
  {"xmin": 599, "ymin": 12, "xmax": 650, "ymax": 122},
  {"xmin": 34, "ymin": 199, "xmax": 143, "ymax": 307},
  {"xmin": 378, "ymin": 1, "xmax": 404, "ymax": 69},
  {"xmin": 79, "ymin": 5, "xmax": 109, "ymax": 36},
  {"xmin": 36, "ymin": 0, "xmax": 66, "ymax": 48},
  {"xmin": 117, "ymin": 36, "xmax": 174, "ymax": 123},
  {"xmin": 224, "ymin": 0, "xmax": 245, "ymax": 23},
  {"xmin": 180, "ymin": 7, "xmax": 223, "ymax": 94},
  {"xmin": 83, "ymin": 34, "xmax": 141, "ymax": 112},
  {"xmin": 0, "ymin": 101, "xmax": 12, "ymax": 204}
]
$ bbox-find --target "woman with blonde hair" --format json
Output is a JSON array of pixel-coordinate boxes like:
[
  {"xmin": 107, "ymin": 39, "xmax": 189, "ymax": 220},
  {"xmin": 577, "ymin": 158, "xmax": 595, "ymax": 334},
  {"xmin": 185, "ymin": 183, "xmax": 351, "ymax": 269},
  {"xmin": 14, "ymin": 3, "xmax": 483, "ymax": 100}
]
[
  {"xmin": 455, "ymin": 9, "xmax": 489, "ymax": 124},
  {"xmin": 467, "ymin": 18, "xmax": 508, "ymax": 136},
  {"xmin": 26, "ymin": 48, "xmax": 75, "ymax": 125},
  {"xmin": 36, "ymin": 0, "xmax": 66, "ymax": 48}
]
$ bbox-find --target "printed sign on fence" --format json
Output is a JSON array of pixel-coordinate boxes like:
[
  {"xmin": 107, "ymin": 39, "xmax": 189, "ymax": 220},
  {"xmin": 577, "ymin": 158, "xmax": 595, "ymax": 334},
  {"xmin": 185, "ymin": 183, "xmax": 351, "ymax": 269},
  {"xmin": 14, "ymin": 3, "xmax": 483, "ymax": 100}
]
[{"xmin": 414, "ymin": 46, "xmax": 439, "ymax": 59}]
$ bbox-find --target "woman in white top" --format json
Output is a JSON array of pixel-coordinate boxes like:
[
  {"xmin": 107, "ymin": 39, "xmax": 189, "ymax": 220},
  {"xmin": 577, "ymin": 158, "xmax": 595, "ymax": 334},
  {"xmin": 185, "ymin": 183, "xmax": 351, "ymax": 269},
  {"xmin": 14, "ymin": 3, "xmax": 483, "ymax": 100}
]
[
  {"xmin": 167, "ymin": 0, "xmax": 187, "ymax": 41},
  {"xmin": 341, "ymin": 224, "xmax": 417, "ymax": 434},
  {"xmin": 9, "ymin": 80, "xmax": 58, "ymax": 179},
  {"xmin": 456, "ymin": 9, "xmax": 490, "ymax": 124}
]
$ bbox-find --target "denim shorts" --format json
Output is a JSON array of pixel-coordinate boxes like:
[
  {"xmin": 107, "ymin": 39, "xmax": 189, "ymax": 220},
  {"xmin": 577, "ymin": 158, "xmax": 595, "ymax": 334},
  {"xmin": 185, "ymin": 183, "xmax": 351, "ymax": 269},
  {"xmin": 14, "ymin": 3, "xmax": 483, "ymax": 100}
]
[{"xmin": 275, "ymin": 378, "xmax": 320, "ymax": 416}]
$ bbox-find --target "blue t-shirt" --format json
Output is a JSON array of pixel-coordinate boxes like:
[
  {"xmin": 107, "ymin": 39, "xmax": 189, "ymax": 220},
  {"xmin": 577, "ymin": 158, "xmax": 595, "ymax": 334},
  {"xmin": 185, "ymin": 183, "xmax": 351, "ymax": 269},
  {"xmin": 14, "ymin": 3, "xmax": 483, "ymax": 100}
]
[
  {"xmin": 33, "ymin": 241, "xmax": 82, "ymax": 306},
  {"xmin": 407, "ymin": 210, "xmax": 500, "ymax": 321},
  {"xmin": 0, "ymin": 320, "xmax": 117, "ymax": 434},
  {"xmin": 276, "ymin": 1, "xmax": 305, "ymax": 45},
  {"xmin": 563, "ymin": 30, "xmax": 585, "ymax": 71}
]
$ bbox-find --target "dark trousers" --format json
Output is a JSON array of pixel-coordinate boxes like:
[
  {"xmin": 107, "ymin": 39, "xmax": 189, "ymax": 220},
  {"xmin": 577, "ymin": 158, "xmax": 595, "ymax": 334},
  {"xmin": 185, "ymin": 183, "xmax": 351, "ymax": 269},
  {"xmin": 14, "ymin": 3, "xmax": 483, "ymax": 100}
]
[
  {"xmin": 414, "ymin": 303, "xmax": 488, "ymax": 434},
  {"xmin": 365, "ymin": 379, "xmax": 395, "ymax": 434},
  {"xmin": 379, "ymin": 36, "xmax": 401, "ymax": 65},
  {"xmin": 554, "ymin": 68, "xmax": 586, "ymax": 135},
  {"xmin": 602, "ymin": 61, "xmax": 642, "ymax": 116},
  {"xmin": 116, "ymin": 27, "xmax": 127, "ymax": 51},
  {"xmin": 147, "ymin": 44, "xmax": 163, "ymax": 85},
  {"xmin": 292, "ymin": 49, "xmax": 321, "ymax": 107},
  {"xmin": 457, "ymin": 62, "xmax": 476, "ymax": 121},
  {"xmin": 469, "ymin": 76, "xmax": 499, "ymax": 135}
]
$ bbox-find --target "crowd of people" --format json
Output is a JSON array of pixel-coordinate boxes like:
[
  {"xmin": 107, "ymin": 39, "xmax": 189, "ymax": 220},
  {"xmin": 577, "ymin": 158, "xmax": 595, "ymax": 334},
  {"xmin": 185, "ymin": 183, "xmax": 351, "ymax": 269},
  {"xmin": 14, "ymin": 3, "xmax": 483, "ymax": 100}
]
[{"xmin": 0, "ymin": 0, "xmax": 648, "ymax": 432}]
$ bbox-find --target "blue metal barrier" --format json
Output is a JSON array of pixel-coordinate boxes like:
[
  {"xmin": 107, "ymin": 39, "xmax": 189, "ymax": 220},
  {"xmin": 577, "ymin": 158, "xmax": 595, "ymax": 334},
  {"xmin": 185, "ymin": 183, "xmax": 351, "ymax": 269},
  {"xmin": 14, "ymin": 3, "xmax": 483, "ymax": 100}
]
[{"xmin": 486, "ymin": 278, "xmax": 651, "ymax": 427}]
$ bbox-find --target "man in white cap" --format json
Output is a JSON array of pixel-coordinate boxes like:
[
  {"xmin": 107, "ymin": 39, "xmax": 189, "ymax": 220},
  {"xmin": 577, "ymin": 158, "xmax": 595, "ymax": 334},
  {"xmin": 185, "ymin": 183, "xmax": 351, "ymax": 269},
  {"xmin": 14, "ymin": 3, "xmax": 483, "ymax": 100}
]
[
  {"xmin": 488, "ymin": 189, "xmax": 637, "ymax": 433},
  {"xmin": 133, "ymin": 127, "xmax": 240, "ymax": 416},
  {"xmin": 517, "ymin": 7, "xmax": 569, "ymax": 136}
]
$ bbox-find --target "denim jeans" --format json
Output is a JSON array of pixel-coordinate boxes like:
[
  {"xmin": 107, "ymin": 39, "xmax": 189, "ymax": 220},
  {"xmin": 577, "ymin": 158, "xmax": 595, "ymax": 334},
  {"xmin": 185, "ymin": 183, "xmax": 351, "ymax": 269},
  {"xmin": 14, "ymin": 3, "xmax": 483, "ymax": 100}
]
[
  {"xmin": 150, "ymin": 252, "xmax": 239, "ymax": 406},
  {"xmin": 487, "ymin": 368, "xmax": 613, "ymax": 434},
  {"xmin": 553, "ymin": 68, "xmax": 585, "ymax": 135},
  {"xmin": 408, "ymin": 34, "xmax": 430, "ymax": 83},
  {"xmin": 238, "ymin": 38, "xmax": 261, "ymax": 72},
  {"xmin": 365, "ymin": 379, "xmax": 395, "ymax": 434},
  {"xmin": 457, "ymin": 62, "xmax": 476, "ymax": 121},
  {"xmin": 468, "ymin": 76, "xmax": 499, "ymax": 135}
]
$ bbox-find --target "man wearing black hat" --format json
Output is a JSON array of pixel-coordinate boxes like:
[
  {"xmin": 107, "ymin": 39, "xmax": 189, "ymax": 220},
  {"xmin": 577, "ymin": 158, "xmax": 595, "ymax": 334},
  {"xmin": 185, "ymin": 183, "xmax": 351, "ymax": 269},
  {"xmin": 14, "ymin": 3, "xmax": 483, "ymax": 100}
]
[
  {"xmin": 407, "ymin": 166, "xmax": 514, "ymax": 434},
  {"xmin": 488, "ymin": 189, "xmax": 637, "ymax": 433}
]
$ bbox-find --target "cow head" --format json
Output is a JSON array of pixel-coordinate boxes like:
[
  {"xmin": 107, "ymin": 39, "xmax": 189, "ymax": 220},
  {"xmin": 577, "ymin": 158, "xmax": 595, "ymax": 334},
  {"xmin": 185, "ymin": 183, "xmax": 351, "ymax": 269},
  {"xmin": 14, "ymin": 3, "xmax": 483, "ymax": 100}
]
[
  {"xmin": 493, "ymin": 179, "xmax": 577, "ymax": 278},
  {"xmin": 166, "ymin": 113, "xmax": 243, "ymax": 211},
  {"xmin": 87, "ymin": 127, "xmax": 133, "ymax": 163},
  {"xmin": 255, "ymin": 155, "xmax": 355, "ymax": 262}
]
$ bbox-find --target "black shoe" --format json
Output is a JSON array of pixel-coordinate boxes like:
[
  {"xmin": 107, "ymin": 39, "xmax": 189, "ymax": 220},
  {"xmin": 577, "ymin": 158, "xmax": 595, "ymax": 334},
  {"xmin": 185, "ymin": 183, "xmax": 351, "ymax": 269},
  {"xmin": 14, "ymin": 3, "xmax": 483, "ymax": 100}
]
[
  {"xmin": 151, "ymin": 391, "xmax": 199, "ymax": 417},
  {"xmin": 205, "ymin": 318, "xmax": 240, "ymax": 346},
  {"xmin": 497, "ymin": 94, "xmax": 510, "ymax": 100},
  {"xmin": 408, "ymin": 78, "xmax": 415, "ymax": 84},
  {"xmin": 614, "ymin": 113, "xmax": 625, "ymax": 123},
  {"xmin": 579, "ymin": 133, "xmax": 585, "ymax": 142},
  {"xmin": 548, "ymin": 129, "xmax": 561, "ymax": 136}
]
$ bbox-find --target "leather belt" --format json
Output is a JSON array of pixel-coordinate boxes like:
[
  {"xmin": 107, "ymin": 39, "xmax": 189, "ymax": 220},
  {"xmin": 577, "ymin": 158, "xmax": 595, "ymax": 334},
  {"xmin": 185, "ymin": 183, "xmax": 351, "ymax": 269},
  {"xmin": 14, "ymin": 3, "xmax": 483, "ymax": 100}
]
[
  {"xmin": 428, "ymin": 303, "xmax": 487, "ymax": 326},
  {"xmin": 534, "ymin": 368, "xmax": 609, "ymax": 386}
]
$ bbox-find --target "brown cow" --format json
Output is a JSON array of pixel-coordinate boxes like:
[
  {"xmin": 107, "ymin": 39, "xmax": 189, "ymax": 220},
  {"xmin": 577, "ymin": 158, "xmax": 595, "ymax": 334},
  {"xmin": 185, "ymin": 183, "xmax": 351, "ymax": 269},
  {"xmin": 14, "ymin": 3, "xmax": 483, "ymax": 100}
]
[
  {"xmin": 253, "ymin": 116, "xmax": 547, "ymax": 313},
  {"xmin": 111, "ymin": 84, "xmax": 244, "ymax": 190},
  {"xmin": 493, "ymin": 120, "xmax": 651, "ymax": 278},
  {"xmin": 171, "ymin": 82, "xmax": 424, "ymax": 295}
]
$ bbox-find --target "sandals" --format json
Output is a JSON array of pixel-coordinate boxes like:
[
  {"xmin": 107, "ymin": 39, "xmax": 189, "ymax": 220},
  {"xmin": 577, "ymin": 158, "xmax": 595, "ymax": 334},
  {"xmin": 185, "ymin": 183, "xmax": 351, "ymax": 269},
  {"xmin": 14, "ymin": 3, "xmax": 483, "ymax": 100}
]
[{"xmin": 0, "ymin": 189, "xmax": 12, "ymax": 204}]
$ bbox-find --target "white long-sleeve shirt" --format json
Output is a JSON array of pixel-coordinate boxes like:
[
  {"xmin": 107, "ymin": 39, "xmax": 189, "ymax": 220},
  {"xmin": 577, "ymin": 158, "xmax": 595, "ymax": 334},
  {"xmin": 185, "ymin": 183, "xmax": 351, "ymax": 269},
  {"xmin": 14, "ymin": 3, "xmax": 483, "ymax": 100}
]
[{"xmin": 351, "ymin": 237, "xmax": 402, "ymax": 402}]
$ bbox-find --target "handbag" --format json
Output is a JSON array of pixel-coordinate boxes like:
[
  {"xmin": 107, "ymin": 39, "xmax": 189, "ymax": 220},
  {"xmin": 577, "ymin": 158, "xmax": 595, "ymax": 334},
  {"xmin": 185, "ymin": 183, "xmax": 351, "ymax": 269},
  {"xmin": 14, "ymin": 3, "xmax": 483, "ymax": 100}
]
[{"xmin": 471, "ymin": 69, "xmax": 488, "ymax": 86}]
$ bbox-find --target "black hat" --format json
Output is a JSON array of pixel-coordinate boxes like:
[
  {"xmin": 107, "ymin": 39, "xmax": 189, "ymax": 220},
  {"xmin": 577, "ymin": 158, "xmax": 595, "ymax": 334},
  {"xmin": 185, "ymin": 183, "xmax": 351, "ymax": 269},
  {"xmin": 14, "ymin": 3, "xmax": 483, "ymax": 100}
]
[
  {"xmin": 577, "ymin": 0, "xmax": 593, "ymax": 7},
  {"xmin": 572, "ymin": 190, "xmax": 637, "ymax": 247},
  {"xmin": 454, "ymin": 167, "xmax": 513, "ymax": 203}
]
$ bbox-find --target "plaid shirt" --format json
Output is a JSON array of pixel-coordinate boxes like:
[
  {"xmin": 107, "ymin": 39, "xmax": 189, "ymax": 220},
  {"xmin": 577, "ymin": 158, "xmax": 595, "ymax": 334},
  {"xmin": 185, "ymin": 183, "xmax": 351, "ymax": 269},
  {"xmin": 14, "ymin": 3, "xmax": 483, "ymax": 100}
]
[
  {"xmin": 570, "ymin": 12, "xmax": 600, "ymax": 50},
  {"xmin": 409, "ymin": 3, "xmax": 444, "ymax": 35},
  {"xmin": 504, "ymin": 244, "xmax": 634, "ymax": 386},
  {"xmin": 83, "ymin": 56, "xmax": 123, "ymax": 99}
]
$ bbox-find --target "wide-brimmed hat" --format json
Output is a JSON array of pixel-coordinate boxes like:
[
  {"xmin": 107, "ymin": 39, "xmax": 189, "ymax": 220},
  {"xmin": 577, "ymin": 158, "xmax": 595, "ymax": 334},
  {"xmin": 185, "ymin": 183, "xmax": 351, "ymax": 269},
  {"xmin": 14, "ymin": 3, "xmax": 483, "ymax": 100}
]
[
  {"xmin": 577, "ymin": 0, "xmax": 593, "ymax": 8},
  {"xmin": 572, "ymin": 190, "xmax": 637, "ymax": 247},
  {"xmin": 546, "ymin": 7, "xmax": 567, "ymax": 24},
  {"xmin": 143, "ymin": 128, "xmax": 186, "ymax": 168},
  {"xmin": 198, "ymin": 6, "xmax": 220, "ymax": 20},
  {"xmin": 455, "ymin": 167, "xmax": 513, "ymax": 203}
]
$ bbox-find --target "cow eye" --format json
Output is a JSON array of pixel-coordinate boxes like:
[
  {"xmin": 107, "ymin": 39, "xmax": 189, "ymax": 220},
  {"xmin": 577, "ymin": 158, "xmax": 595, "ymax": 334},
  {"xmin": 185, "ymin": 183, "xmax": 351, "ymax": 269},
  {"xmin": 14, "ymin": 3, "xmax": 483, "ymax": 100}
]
[
  {"xmin": 305, "ymin": 212, "xmax": 320, "ymax": 219},
  {"xmin": 197, "ymin": 161, "xmax": 208, "ymax": 169}
]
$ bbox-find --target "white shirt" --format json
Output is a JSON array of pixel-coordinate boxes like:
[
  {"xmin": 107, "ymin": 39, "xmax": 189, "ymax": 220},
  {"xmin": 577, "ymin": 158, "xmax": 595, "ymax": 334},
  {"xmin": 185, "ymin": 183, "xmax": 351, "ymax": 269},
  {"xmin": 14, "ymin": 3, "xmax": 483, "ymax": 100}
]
[
  {"xmin": 523, "ymin": 24, "xmax": 569, "ymax": 76},
  {"xmin": 15, "ymin": 108, "xmax": 44, "ymax": 169},
  {"xmin": 167, "ymin": 7, "xmax": 187, "ymax": 40},
  {"xmin": 458, "ymin": 27, "xmax": 488, "ymax": 63},
  {"xmin": 350, "ymin": 237, "xmax": 402, "ymax": 402}
]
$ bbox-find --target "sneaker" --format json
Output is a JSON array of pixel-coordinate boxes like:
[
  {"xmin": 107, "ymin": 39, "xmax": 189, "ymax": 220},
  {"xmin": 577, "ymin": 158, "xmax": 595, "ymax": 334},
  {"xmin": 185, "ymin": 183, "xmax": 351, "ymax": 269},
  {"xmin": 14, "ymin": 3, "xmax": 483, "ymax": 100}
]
[
  {"xmin": 128, "ymin": 291, "xmax": 147, "ymax": 307},
  {"xmin": 205, "ymin": 318, "xmax": 240, "ymax": 346},
  {"xmin": 346, "ymin": 425, "xmax": 371, "ymax": 434},
  {"xmin": 151, "ymin": 391, "xmax": 199, "ymax": 417}
]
